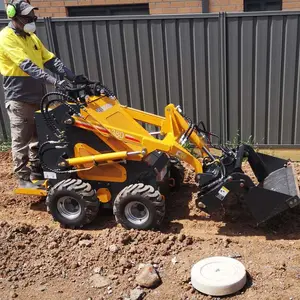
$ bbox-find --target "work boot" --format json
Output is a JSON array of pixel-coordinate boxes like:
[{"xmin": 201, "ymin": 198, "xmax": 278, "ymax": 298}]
[
  {"xmin": 30, "ymin": 160, "xmax": 44, "ymax": 180},
  {"xmin": 19, "ymin": 179, "xmax": 39, "ymax": 189}
]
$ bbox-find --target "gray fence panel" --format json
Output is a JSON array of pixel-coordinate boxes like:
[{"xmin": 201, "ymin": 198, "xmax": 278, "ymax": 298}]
[
  {"xmin": 207, "ymin": 18, "xmax": 221, "ymax": 138},
  {"xmin": 281, "ymin": 16, "xmax": 299, "ymax": 145},
  {"xmin": 122, "ymin": 20, "xmax": 141, "ymax": 109},
  {"xmin": 164, "ymin": 19, "xmax": 180, "ymax": 108},
  {"xmin": 268, "ymin": 16, "xmax": 283, "ymax": 145},
  {"xmin": 254, "ymin": 17, "xmax": 268, "ymax": 145},
  {"xmin": 227, "ymin": 17, "xmax": 240, "ymax": 142},
  {"xmin": 226, "ymin": 13, "xmax": 300, "ymax": 146},
  {"xmin": 241, "ymin": 17, "xmax": 254, "ymax": 143}
]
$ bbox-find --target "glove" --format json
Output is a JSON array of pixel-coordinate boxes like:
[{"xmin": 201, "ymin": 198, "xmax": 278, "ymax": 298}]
[
  {"xmin": 73, "ymin": 75, "xmax": 89, "ymax": 84},
  {"xmin": 55, "ymin": 79, "xmax": 71, "ymax": 91}
]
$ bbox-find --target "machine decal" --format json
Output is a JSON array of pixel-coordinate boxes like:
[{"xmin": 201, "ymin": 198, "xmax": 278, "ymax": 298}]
[{"xmin": 216, "ymin": 186, "xmax": 229, "ymax": 201}]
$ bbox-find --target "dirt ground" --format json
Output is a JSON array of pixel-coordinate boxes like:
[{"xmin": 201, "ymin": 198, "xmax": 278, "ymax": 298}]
[{"xmin": 1, "ymin": 151, "xmax": 300, "ymax": 300}]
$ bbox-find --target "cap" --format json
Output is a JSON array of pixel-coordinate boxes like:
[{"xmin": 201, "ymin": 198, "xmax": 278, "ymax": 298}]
[{"xmin": 18, "ymin": 1, "xmax": 38, "ymax": 16}]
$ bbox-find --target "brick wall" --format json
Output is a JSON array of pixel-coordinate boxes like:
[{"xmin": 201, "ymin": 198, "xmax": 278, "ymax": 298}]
[
  {"xmin": 282, "ymin": 0, "xmax": 300, "ymax": 10},
  {"xmin": 209, "ymin": 0, "xmax": 243, "ymax": 13},
  {"xmin": 7, "ymin": 0, "xmax": 300, "ymax": 18},
  {"xmin": 29, "ymin": 0, "xmax": 202, "ymax": 17}
]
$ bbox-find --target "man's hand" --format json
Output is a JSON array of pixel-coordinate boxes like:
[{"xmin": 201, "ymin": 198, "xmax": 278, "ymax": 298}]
[
  {"xmin": 73, "ymin": 75, "xmax": 89, "ymax": 84},
  {"xmin": 55, "ymin": 79, "xmax": 71, "ymax": 91}
]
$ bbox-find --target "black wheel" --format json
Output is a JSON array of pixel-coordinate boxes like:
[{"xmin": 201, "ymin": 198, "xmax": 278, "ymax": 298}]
[
  {"xmin": 46, "ymin": 179, "xmax": 99, "ymax": 228},
  {"xmin": 113, "ymin": 183, "xmax": 165, "ymax": 230},
  {"xmin": 170, "ymin": 158, "xmax": 185, "ymax": 192}
]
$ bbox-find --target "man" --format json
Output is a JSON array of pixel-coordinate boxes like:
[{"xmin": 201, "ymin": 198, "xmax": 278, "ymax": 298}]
[{"xmin": 0, "ymin": 0, "xmax": 80, "ymax": 188}]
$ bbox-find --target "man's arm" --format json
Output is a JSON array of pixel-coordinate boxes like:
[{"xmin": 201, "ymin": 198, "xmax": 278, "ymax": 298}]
[
  {"xmin": 39, "ymin": 38, "xmax": 76, "ymax": 81},
  {"xmin": 44, "ymin": 57, "xmax": 75, "ymax": 81},
  {"xmin": 0, "ymin": 35, "xmax": 58, "ymax": 85}
]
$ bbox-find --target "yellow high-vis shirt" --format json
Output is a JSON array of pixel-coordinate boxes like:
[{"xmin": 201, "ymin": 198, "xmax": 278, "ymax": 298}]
[{"xmin": 0, "ymin": 24, "xmax": 56, "ymax": 103}]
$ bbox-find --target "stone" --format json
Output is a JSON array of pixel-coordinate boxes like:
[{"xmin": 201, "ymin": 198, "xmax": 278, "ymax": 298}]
[
  {"xmin": 90, "ymin": 274, "xmax": 110, "ymax": 289},
  {"xmin": 79, "ymin": 240, "xmax": 93, "ymax": 247},
  {"xmin": 9, "ymin": 292, "xmax": 18, "ymax": 299},
  {"xmin": 178, "ymin": 234, "xmax": 186, "ymax": 242},
  {"xmin": 168, "ymin": 235, "xmax": 176, "ymax": 242},
  {"xmin": 171, "ymin": 257, "xmax": 178, "ymax": 265},
  {"xmin": 184, "ymin": 237, "xmax": 193, "ymax": 246},
  {"xmin": 93, "ymin": 267, "xmax": 102, "ymax": 274},
  {"xmin": 119, "ymin": 257, "xmax": 132, "ymax": 269},
  {"xmin": 48, "ymin": 242, "xmax": 58, "ymax": 250},
  {"xmin": 130, "ymin": 287, "xmax": 146, "ymax": 300},
  {"xmin": 70, "ymin": 262, "xmax": 79, "ymax": 269},
  {"xmin": 136, "ymin": 264, "xmax": 161, "ymax": 288},
  {"xmin": 37, "ymin": 285, "xmax": 47, "ymax": 292},
  {"xmin": 109, "ymin": 244, "xmax": 120, "ymax": 253}
]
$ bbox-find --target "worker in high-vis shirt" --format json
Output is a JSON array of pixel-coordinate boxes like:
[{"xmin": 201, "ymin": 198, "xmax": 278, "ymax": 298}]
[{"xmin": 0, "ymin": 0, "xmax": 80, "ymax": 188}]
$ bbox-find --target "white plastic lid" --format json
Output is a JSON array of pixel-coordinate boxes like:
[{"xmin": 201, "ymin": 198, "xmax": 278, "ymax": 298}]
[{"xmin": 191, "ymin": 256, "xmax": 247, "ymax": 296}]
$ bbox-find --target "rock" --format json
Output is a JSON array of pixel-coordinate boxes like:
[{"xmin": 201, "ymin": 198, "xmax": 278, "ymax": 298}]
[
  {"xmin": 80, "ymin": 233, "xmax": 92, "ymax": 240},
  {"xmin": 160, "ymin": 236, "xmax": 168, "ymax": 243},
  {"xmin": 0, "ymin": 221, "xmax": 7, "ymax": 227},
  {"xmin": 136, "ymin": 264, "xmax": 161, "ymax": 288},
  {"xmin": 79, "ymin": 240, "xmax": 93, "ymax": 247},
  {"xmin": 120, "ymin": 233, "xmax": 132, "ymax": 245},
  {"xmin": 171, "ymin": 257, "xmax": 178, "ymax": 265},
  {"xmin": 184, "ymin": 237, "xmax": 193, "ymax": 246},
  {"xmin": 223, "ymin": 237, "xmax": 231, "ymax": 248},
  {"xmin": 70, "ymin": 262, "xmax": 79, "ymax": 269},
  {"xmin": 9, "ymin": 292, "xmax": 18, "ymax": 299},
  {"xmin": 128, "ymin": 246, "xmax": 137, "ymax": 254},
  {"xmin": 48, "ymin": 241, "xmax": 58, "ymax": 250},
  {"xmin": 119, "ymin": 257, "xmax": 132, "ymax": 269},
  {"xmin": 229, "ymin": 254, "xmax": 242, "ymax": 259},
  {"xmin": 108, "ymin": 274, "xmax": 118, "ymax": 280},
  {"xmin": 130, "ymin": 287, "xmax": 146, "ymax": 300},
  {"xmin": 37, "ymin": 285, "xmax": 47, "ymax": 292},
  {"xmin": 93, "ymin": 267, "xmax": 102, "ymax": 274},
  {"xmin": 169, "ymin": 235, "xmax": 176, "ymax": 242},
  {"xmin": 153, "ymin": 238, "xmax": 161, "ymax": 245},
  {"xmin": 69, "ymin": 237, "xmax": 79, "ymax": 246},
  {"xmin": 178, "ymin": 234, "xmax": 186, "ymax": 242},
  {"xmin": 109, "ymin": 244, "xmax": 120, "ymax": 253},
  {"xmin": 90, "ymin": 274, "xmax": 110, "ymax": 288}
]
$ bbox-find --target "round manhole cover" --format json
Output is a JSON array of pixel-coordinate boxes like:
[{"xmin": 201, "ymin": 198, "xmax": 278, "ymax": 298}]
[{"xmin": 191, "ymin": 256, "xmax": 247, "ymax": 296}]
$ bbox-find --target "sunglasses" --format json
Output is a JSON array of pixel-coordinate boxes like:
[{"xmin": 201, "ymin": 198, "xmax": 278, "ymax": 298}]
[{"xmin": 19, "ymin": 15, "xmax": 38, "ymax": 23}]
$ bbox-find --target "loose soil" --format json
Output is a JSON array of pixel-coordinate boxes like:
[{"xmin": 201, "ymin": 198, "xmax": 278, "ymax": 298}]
[{"xmin": 1, "ymin": 151, "xmax": 300, "ymax": 300}]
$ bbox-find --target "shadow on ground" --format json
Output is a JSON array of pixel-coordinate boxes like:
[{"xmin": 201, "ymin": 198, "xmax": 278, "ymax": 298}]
[{"xmin": 164, "ymin": 183, "xmax": 300, "ymax": 241}]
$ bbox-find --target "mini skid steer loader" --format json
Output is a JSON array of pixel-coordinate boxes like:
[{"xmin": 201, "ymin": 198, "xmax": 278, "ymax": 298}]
[{"xmin": 15, "ymin": 79, "xmax": 300, "ymax": 230}]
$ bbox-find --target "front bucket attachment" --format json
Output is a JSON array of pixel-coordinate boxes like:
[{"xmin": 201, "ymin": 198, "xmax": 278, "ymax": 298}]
[
  {"xmin": 198, "ymin": 144, "xmax": 300, "ymax": 224},
  {"xmin": 245, "ymin": 164, "xmax": 300, "ymax": 223}
]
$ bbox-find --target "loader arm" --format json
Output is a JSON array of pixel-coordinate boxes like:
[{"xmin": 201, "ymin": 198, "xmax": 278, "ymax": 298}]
[{"xmin": 66, "ymin": 99, "xmax": 208, "ymax": 174}]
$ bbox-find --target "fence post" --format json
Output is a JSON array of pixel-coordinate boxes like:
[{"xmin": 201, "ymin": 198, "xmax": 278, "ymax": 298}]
[{"xmin": 219, "ymin": 12, "xmax": 228, "ymax": 144}]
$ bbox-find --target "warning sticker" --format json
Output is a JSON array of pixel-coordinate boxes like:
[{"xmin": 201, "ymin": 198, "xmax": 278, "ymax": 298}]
[
  {"xmin": 43, "ymin": 172, "xmax": 57, "ymax": 179},
  {"xmin": 216, "ymin": 186, "xmax": 229, "ymax": 201}
]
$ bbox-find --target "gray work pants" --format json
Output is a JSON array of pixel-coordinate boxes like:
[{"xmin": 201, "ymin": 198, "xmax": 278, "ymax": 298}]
[{"xmin": 6, "ymin": 101, "xmax": 40, "ymax": 180}]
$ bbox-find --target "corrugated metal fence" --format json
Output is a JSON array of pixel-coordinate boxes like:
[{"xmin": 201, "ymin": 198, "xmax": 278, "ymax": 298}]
[{"xmin": 1, "ymin": 11, "xmax": 300, "ymax": 147}]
